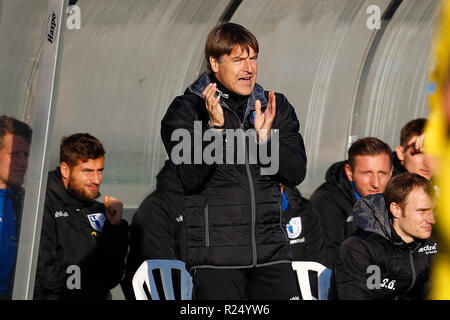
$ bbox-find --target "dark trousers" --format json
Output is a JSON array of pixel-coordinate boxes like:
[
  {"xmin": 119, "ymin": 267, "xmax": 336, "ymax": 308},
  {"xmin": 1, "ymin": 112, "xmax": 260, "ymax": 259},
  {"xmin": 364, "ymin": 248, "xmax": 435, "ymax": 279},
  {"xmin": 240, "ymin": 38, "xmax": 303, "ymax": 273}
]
[{"xmin": 192, "ymin": 263, "xmax": 300, "ymax": 300}]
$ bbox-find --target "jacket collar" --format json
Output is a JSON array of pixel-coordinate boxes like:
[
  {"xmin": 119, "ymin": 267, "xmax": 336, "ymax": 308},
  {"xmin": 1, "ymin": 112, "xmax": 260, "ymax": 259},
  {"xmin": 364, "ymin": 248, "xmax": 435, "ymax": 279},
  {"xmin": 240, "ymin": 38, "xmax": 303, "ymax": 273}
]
[
  {"xmin": 187, "ymin": 72, "xmax": 268, "ymax": 113},
  {"xmin": 353, "ymin": 194, "xmax": 392, "ymax": 241},
  {"xmin": 326, "ymin": 161, "xmax": 357, "ymax": 206},
  {"xmin": 353, "ymin": 194, "xmax": 430, "ymax": 248}
]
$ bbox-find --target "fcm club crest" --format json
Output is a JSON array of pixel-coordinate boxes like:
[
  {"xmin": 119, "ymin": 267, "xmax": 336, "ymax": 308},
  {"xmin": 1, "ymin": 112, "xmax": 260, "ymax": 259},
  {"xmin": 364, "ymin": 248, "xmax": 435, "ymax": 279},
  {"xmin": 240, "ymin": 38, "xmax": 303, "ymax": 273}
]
[
  {"xmin": 87, "ymin": 213, "xmax": 106, "ymax": 232},
  {"xmin": 286, "ymin": 217, "xmax": 302, "ymax": 239}
]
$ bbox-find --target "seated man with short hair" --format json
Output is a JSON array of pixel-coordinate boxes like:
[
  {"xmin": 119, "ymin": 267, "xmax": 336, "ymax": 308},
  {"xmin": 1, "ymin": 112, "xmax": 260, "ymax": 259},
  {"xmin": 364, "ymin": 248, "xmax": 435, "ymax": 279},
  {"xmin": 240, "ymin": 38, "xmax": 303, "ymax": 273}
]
[
  {"xmin": 309, "ymin": 137, "xmax": 393, "ymax": 269},
  {"xmin": 34, "ymin": 133, "xmax": 129, "ymax": 300},
  {"xmin": 334, "ymin": 172, "xmax": 437, "ymax": 300}
]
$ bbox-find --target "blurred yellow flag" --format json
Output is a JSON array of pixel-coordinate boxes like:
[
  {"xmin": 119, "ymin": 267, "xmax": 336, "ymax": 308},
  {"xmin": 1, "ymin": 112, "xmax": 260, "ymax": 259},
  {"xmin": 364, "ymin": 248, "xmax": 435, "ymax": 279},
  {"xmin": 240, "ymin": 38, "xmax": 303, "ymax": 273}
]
[{"xmin": 425, "ymin": 0, "xmax": 450, "ymax": 300}]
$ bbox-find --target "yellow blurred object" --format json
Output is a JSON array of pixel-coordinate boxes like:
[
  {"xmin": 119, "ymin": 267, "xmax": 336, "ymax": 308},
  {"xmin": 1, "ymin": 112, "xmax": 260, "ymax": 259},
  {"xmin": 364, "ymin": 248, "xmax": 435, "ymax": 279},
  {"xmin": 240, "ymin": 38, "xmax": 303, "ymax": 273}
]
[{"xmin": 425, "ymin": 0, "xmax": 450, "ymax": 300}]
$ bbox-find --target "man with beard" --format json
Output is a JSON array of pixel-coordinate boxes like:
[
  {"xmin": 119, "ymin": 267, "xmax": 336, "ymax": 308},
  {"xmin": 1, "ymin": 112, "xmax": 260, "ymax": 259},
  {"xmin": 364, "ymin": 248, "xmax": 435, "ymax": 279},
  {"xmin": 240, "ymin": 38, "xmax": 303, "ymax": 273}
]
[{"xmin": 34, "ymin": 133, "xmax": 129, "ymax": 300}]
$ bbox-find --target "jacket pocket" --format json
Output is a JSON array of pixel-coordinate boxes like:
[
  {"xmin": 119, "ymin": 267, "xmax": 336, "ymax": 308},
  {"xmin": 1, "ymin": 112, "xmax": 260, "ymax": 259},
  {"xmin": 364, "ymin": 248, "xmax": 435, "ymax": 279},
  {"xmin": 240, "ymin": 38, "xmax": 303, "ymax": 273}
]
[{"xmin": 205, "ymin": 203, "xmax": 210, "ymax": 247}]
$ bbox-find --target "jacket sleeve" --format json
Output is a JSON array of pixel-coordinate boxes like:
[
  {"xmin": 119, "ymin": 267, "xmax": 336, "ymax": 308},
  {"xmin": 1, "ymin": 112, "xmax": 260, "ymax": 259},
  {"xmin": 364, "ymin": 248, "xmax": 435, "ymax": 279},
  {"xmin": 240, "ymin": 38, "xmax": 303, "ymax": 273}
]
[
  {"xmin": 271, "ymin": 93, "xmax": 307, "ymax": 187},
  {"xmin": 35, "ymin": 204, "xmax": 69, "ymax": 297},
  {"xmin": 161, "ymin": 95, "xmax": 216, "ymax": 191},
  {"xmin": 309, "ymin": 188, "xmax": 347, "ymax": 269},
  {"xmin": 334, "ymin": 237, "xmax": 374, "ymax": 300}
]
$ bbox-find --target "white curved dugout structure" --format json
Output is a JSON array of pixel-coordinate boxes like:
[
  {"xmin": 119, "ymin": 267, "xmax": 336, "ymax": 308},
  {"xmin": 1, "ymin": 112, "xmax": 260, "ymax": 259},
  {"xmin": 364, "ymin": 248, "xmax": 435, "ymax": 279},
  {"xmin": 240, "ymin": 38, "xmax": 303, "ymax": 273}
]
[
  {"xmin": 1, "ymin": 0, "xmax": 440, "ymax": 203},
  {"xmin": 0, "ymin": 0, "xmax": 442, "ymax": 298}
]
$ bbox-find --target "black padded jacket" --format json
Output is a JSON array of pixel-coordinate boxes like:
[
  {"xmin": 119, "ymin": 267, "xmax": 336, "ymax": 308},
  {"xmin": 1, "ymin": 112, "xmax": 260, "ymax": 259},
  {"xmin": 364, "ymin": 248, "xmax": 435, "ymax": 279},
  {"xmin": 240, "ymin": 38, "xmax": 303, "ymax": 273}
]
[
  {"xmin": 334, "ymin": 194, "xmax": 437, "ymax": 300},
  {"xmin": 161, "ymin": 72, "xmax": 307, "ymax": 271},
  {"xmin": 309, "ymin": 161, "xmax": 357, "ymax": 268},
  {"xmin": 34, "ymin": 168, "xmax": 129, "ymax": 300},
  {"xmin": 121, "ymin": 160, "xmax": 185, "ymax": 300},
  {"xmin": 283, "ymin": 186, "xmax": 325, "ymax": 264}
]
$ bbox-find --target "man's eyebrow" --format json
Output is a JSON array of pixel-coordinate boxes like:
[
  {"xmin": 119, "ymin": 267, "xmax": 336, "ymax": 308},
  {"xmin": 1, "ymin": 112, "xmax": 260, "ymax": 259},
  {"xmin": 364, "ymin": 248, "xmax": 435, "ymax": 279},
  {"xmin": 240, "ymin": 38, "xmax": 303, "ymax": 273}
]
[{"xmin": 417, "ymin": 207, "xmax": 433, "ymax": 211}]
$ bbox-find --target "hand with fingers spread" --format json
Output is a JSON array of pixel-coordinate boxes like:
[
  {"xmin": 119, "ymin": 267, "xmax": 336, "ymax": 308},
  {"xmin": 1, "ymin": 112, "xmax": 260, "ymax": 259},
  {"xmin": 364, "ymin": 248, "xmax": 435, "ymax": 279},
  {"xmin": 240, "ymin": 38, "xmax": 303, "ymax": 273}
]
[
  {"xmin": 104, "ymin": 196, "xmax": 123, "ymax": 226},
  {"xmin": 203, "ymin": 83, "xmax": 225, "ymax": 129},
  {"xmin": 254, "ymin": 91, "xmax": 276, "ymax": 142}
]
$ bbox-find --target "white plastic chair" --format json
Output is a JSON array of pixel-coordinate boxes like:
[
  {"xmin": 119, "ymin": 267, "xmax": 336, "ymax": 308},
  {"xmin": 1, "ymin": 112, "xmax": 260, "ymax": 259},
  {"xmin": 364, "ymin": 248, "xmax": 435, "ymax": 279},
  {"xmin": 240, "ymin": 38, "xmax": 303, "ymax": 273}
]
[
  {"xmin": 132, "ymin": 259, "xmax": 193, "ymax": 300},
  {"xmin": 292, "ymin": 261, "xmax": 332, "ymax": 300}
]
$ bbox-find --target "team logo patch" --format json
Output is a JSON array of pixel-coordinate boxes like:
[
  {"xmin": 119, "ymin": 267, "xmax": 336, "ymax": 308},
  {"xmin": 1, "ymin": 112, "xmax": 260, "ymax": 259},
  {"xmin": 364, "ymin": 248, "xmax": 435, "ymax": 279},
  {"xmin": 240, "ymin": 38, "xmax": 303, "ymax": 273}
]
[
  {"xmin": 87, "ymin": 213, "xmax": 105, "ymax": 232},
  {"xmin": 286, "ymin": 217, "xmax": 302, "ymax": 239}
]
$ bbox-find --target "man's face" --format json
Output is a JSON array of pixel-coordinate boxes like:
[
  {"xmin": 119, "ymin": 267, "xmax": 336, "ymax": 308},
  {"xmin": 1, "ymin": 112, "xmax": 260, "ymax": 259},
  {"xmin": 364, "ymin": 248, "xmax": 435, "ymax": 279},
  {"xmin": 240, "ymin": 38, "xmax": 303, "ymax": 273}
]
[
  {"xmin": 210, "ymin": 45, "xmax": 258, "ymax": 96},
  {"xmin": 63, "ymin": 157, "xmax": 104, "ymax": 202},
  {"xmin": 0, "ymin": 133, "xmax": 30, "ymax": 188},
  {"xmin": 392, "ymin": 187, "xmax": 435, "ymax": 242},
  {"xmin": 345, "ymin": 153, "xmax": 393, "ymax": 197},
  {"xmin": 396, "ymin": 135, "xmax": 432, "ymax": 180}
]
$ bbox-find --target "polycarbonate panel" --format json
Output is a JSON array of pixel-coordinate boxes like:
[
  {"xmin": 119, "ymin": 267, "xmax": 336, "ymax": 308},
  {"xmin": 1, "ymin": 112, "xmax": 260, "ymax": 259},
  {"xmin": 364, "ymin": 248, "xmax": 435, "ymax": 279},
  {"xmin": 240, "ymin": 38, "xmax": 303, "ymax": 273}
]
[
  {"xmin": 352, "ymin": 0, "xmax": 440, "ymax": 148},
  {"xmin": 0, "ymin": 0, "xmax": 48, "ymax": 120},
  {"xmin": 47, "ymin": 0, "xmax": 231, "ymax": 207},
  {"xmin": 0, "ymin": 0, "xmax": 65, "ymax": 299},
  {"xmin": 230, "ymin": 0, "xmax": 393, "ymax": 196}
]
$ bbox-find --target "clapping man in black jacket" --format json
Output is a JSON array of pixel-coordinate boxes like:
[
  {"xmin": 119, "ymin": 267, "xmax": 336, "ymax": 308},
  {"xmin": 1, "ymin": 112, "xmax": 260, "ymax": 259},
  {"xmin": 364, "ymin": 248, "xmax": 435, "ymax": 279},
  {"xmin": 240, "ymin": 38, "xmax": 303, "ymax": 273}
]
[
  {"xmin": 34, "ymin": 133, "xmax": 129, "ymax": 300},
  {"xmin": 334, "ymin": 172, "xmax": 436, "ymax": 299},
  {"xmin": 161, "ymin": 23, "xmax": 307, "ymax": 300}
]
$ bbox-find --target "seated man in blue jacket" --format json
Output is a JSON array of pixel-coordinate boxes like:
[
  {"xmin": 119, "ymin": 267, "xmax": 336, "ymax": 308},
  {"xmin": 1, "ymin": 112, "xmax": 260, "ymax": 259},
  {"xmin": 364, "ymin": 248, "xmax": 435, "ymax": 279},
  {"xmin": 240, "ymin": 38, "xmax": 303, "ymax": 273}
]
[
  {"xmin": 0, "ymin": 115, "xmax": 32, "ymax": 300},
  {"xmin": 334, "ymin": 172, "xmax": 437, "ymax": 299}
]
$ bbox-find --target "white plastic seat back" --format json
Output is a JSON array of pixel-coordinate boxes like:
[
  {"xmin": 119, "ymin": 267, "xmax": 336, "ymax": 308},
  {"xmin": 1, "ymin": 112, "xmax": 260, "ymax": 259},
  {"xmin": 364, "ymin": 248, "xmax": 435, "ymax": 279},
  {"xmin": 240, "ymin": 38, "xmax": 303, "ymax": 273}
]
[
  {"xmin": 292, "ymin": 261, "xmax": 332, "ymax": 300},
  {"xmin": 132, "ymin": 259, "xmax": 193, "ymax": 300}
]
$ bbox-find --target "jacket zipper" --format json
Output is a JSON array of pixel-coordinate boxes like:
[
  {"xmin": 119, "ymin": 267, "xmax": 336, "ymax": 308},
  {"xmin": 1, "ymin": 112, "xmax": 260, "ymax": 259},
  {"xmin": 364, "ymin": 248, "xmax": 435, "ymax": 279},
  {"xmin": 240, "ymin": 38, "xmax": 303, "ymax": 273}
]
[
  {"xmin": 279, "ymin": 202, "xmax": 289, "ymax": 243},
  {"xmin": 221, "ymin": 99, "xmax": 258, "ymax": 266},
  {"xmin": 205, "ymin": 203, "xmax": 210, "ymax": 247}
]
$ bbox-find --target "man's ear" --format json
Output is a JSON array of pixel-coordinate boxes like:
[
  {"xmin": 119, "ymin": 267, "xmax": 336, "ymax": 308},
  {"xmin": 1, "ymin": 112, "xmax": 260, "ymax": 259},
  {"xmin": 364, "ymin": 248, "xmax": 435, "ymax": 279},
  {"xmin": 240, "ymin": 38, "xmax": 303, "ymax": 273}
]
[
  {"xmin": 210, "ymin": 56, "xmax": 220, "ymax": 73},
  {"xmin": 344, "ymin": 163, "xmax": 353, "ymax": 182},
  {"xmin": 396, "ymin": 145, "xmax": 405, "ymax": 162},
  {"xmin": 60, "ymin": 162, "xmax": 71, "ymax": 181},
  {"xmin": 390, "ymin": 202, "xmax": 401, "ymax": 219}
]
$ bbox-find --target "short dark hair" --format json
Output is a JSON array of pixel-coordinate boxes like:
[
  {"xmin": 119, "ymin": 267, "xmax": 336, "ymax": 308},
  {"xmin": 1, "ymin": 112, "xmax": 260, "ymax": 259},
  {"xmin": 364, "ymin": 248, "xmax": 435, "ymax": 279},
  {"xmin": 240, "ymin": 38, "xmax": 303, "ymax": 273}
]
[
  {"xmin": 0, "ymin": 115, "xmax": 32, "ymax": 149},
  {"xmin": 60, "ymin": 133, "xmax": 105, "ymax": 167},
  {"xmin": 204, "ymin": 22, "xmax": 259, "ymax": 75},
  {"xmin": 348, "ymin": 137, "xmax": 393, "ymax": 169},
  {"xmin": 400, "ymin": 118, "xmax": 426, "ymax": 147},
  {"xmin": 384, "ymin": 172, "xmax": 430, "ymax": 212}
]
